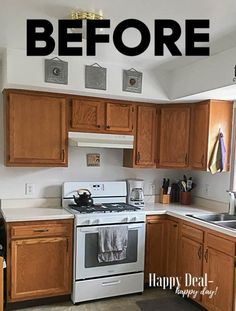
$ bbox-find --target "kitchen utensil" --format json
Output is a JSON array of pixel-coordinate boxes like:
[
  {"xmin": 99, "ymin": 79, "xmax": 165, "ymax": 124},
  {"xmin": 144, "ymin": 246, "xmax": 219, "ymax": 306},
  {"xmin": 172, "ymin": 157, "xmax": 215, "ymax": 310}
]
[{"xmin": 73, "ymin": 189, "xmax": 94, "ymax": 207}]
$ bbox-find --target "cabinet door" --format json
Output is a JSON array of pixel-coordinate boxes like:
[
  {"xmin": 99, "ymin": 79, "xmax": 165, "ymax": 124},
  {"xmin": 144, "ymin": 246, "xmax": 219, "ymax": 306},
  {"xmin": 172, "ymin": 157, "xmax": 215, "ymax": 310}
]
[
  {"xmin": 145, "ymin": 217, "xmax": 166, "ymax": 283},
  {"xmin": 202, "ymin": 247, "xmax": 234, "ymax": 311},
  {"xmin": 10, "ymin": 237, "xmax": 71, "ymax": 301},
  {"xmin": 178, "ymin": 236, "xmax": 203, "ymax": 302},
  {"xmin": 105, "ymin": 102, "xmax": 134, "ymax": 133},
  {"xmin": 159, "ymin": 106, "xmax": 190, "ymax": 168},
  {"xmin": 70, "ymin": 99, "xmax": 104, "ymax": 131},
  {"xmin": 166, "ymin": 220, "xmax": 179, "ymax": 277},
  {"xmin": 189, "ymin": 102, "xmax": 209, "ymax": 169},
  {"xmin": 136, "ymin": 105, "xmax": 156, "ymax": 167},
  {"xmin": 6, "ymin": 92, "xmax": 67, "ymax": 166}
]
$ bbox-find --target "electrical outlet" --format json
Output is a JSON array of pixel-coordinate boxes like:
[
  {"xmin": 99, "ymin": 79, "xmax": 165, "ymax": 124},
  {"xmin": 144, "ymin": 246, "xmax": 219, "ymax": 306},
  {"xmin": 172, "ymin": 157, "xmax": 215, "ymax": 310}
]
[
  {"xmin": 25, "ymin": 183, "xmax": 35, "ymax": 195},
  {"xmin": 204, "ymin": 184, "xmax": 209, "ymax": 195},
  {"xmin": 151, "ymin": 183, "xmax": 156, "ymax": 195}
]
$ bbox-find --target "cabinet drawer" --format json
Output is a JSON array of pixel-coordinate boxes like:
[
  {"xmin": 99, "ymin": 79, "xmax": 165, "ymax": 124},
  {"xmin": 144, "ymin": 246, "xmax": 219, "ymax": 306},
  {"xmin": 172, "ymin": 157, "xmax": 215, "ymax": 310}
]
[
  {"xmin": 181, "ymin": 223, "xmax": 204, "ymax": 243},
  {"xmin": 10, "ymin": 224, "xmax": 69, "ymax": 239},
  {"xmin": 206, "ymin": 233, "xmax": 235, "ymax": 256}
]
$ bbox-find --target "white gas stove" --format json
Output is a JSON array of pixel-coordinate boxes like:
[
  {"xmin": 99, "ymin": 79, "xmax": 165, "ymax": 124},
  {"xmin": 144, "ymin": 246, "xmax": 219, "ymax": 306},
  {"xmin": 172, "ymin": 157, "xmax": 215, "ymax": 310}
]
[{"xmin": 62, "ymin": 181, "xmax": 145, "ymax": 304}]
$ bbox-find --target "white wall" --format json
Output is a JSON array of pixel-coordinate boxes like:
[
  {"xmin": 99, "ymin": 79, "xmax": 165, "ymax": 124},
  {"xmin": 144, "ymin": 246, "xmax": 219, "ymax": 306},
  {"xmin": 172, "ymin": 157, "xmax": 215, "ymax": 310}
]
[
  {"xmin": 3, "ymin": 48, "xmax": 168, "ymax": 102},
  {"xmin": 190, "ymin": 170, "xmax": 230, "ymax": 203},
  {"xmin": 169, "ymin": 46, "xmax": 236, "ymax": 100}
]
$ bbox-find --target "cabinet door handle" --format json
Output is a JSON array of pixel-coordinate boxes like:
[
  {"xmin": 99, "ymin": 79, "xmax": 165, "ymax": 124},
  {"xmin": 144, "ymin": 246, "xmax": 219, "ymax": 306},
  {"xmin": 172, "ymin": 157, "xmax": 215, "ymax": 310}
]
[
  {"xmin": 97, "ymin": 125, "xmax": 101, "ymax": 128},
  {"xmin": 120, "ymin": 104, "xmax": 128, "ymax": 107},
  {"xmin": 204, "ymin": 249, "xmax": 208, "ymax": 262},
  {"xmin": 106, "ymin": 125, "xmax": 110, "ymax": 129},
  {"xmin": 173, "ymin": 224, "xmax": 178, "ymax": 228},
  {"xmin": 137, "ymin": 152, "xmax": 141, "ymax": 162},
  {"xmin": 185, "ymin": 153, "xmax": 188, "ymax": 164},
  {"xmin": 61, "ymin": 149, "xmax": 65, "ymax": 161},
  {"xmin": 198, "ymin": 245, "xmax": 202, "ymax": 260},
  {"xmin": 33, "ymin": 229, "xmax": 49, "ymax": 233},
  {"xmin": 201, "ymin": 154, "xmax": 205, "ymax": 167}
]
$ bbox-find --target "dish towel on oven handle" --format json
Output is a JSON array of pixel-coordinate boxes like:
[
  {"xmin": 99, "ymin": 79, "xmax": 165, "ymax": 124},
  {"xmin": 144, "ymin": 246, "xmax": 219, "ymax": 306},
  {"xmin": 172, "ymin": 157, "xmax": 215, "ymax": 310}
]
[
  {"xmin": 209, "ymin": 132, "xmax": 226, "ymax": 174},
  {"xmin": 98, "ymin": 225, "xmax": 128, "ymax": 263}
]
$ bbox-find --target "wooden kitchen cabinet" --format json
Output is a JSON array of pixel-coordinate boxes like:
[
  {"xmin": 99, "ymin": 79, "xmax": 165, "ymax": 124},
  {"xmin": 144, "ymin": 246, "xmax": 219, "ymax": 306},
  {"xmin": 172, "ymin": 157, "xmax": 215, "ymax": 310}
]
[
  {"xmin": 158, "ymin": 105, "xmax": 191, "ymax": 168},
  {"xmin": 178, "ymin": 221, "xmax": 235, "ymax": 310},
  {"xmin": 166, "ymin": 219, "xmax": 179, "ymax": 277},
  {"xmin": 105, "ymin": 102, "xmax": 134, "ymax": 133},
  {"xmin": 70, "ymin": 98, "xmax": 104, "ymax": 132},
  {"xmin": 123, "ymin": 104, "xmax": 157, "ymax": 168},
  {"xmin": 202, "ymin": 233, "xmax": 235, "ymax": 311},
  {"xmin": 144, "ymin": 216, "xmax": 167, "ymax": 282},
  {"xmin": 69, "ymin": 96, "xmax": 134, "ymax": 134},
  {"xmin": 189, "ymin": 100, "xmax": 233, "ymax": 171},
  {"xmin": 178, "ymin": 227, "xmax": 204, "ymax": 302},
  {"xmin": 6, "ymin": 219, "xmax": 73, "ymax": 303},
  {"xmin": 4, "ymin": 89, "xmax": 67, "ymax": 167}
]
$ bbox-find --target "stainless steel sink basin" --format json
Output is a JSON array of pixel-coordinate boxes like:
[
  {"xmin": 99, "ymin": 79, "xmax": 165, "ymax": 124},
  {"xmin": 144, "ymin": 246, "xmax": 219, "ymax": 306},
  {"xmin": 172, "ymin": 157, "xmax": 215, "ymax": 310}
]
[
  {"xmin": 214, "ymin": 221, "xmax": 236, "ymax": 229},
  {"xmin": 186, "ymin": 213, "xmax": 236, "ymax": 222}
]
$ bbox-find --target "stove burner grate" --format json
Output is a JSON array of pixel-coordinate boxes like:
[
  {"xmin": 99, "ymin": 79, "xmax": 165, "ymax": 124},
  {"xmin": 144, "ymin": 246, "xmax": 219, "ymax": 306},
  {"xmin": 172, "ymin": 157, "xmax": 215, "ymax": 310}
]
[{"xmin": 68, "ymin": 202, "xmax": 140, "ymax": 213}]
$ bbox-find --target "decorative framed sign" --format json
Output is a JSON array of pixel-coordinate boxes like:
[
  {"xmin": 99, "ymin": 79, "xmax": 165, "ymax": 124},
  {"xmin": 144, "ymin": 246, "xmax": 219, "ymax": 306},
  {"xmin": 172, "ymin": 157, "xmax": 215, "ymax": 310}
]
[
  {"xmin": 85, "ymin": 63, "xmax": 107, "ymax": 90},
  {"xmin": 123, "ymin": 68, "xmax": 143, "ymax": 93},
  {"xmin": 87, "ymin": 153, "xmax": 100, "ymax": 167},
  {"xmin": 45, "ymin": 57, "xmax": 68, "ymax": 84}
]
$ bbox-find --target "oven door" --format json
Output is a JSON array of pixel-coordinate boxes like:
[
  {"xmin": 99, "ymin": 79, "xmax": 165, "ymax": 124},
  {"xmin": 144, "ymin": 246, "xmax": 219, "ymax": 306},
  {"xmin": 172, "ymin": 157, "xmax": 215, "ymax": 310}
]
[{"xmin": 75, "ymin": 223, "xmax": 145, "ymax": 280}]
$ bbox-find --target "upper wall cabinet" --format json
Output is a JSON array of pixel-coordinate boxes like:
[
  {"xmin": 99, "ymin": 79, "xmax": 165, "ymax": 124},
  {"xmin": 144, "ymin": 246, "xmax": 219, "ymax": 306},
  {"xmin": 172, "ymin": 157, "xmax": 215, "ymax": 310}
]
[
  {"xmin": 123, "ymin": 104, "xmax": 157, "ymax": 168},
  {"xmin": 158, "ymin": 105, "xmax": 191, "ymax": 168},
  {"xmin": 4, "ymin": 89, "xmax": 68, "ymax": 167},
  {"xmin": 189, "ymin": 100, "xmax": 233, "ymax": 171},
  {"xmin": 70, "ymin": 98, "xmax": 105, "ymax": 132},
  {"xmin": 69, "ymin": 97, "xmax": 134, "ymax": 135}
]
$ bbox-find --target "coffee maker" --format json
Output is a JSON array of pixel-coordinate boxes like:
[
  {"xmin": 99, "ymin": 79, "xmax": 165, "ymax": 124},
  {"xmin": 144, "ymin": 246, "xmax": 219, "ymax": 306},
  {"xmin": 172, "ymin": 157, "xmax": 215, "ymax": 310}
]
[{"xmin": 127, "ymin": 179, "xmax": 145, "ymax": 207}]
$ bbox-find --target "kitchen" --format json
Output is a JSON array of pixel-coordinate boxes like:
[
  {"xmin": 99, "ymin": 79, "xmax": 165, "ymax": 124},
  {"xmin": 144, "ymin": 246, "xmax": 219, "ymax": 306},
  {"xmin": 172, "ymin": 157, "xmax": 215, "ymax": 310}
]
[{"xmin": 1, "ymin": 0, "xmax": 236, "ymax": 311}]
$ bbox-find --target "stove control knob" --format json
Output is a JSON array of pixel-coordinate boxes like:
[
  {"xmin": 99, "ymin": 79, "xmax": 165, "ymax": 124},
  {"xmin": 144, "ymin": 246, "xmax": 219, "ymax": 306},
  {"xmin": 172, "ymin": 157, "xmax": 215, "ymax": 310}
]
[
  {"xmin": 130, "ymin": 217, "xmax": 137, "ymax": 222},
  {"xmin": 122, "ymin": 217, "xmax": 129, "ymax": 223},
  {"xmin": 85, "ymin": 219, "xmax": 90, "ymax": 225}
]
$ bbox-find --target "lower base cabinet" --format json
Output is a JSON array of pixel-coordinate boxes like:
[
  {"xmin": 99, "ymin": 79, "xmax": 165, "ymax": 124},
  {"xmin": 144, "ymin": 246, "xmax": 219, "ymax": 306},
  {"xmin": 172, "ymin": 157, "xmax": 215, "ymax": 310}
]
[
  {"xmin": 202, "ymin": 234, "xmax": 235, "ymax": 311},
  {"xmin": 145, "ymin": 216, "xmax": 235, "ymax": 311},
  {"xmin": 6, "ymin": 219, "xmax": 73, "ymax": 302}
]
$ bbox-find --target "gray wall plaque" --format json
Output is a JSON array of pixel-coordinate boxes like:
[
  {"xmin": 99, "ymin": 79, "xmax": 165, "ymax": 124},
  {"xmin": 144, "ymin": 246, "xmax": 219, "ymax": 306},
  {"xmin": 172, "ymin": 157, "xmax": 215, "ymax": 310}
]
[
  {"xmin": 85, "ymin": 63, "xmax": 107, "ymax": 90},
  {"xmin": 123, "ymin": 68, "xmax": 142, "ymax": 93},
  {"xmin": 45, "ymin": 57, "xmax": 68, "ymax": 85}
]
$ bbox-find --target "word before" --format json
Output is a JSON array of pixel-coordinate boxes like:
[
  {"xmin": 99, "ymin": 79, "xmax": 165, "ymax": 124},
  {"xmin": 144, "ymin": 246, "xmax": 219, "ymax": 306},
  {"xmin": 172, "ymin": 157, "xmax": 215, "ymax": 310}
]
[{"xmin": 27, "ymin": 19, "xmax": 210, "ymax": 57}]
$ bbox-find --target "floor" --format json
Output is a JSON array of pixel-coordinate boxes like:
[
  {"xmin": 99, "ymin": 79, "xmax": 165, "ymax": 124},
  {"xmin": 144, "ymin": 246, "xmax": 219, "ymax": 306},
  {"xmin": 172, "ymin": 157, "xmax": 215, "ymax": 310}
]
[{"xmin": 18, "ymin": 288, "xmax": 203, "ymax": 311}]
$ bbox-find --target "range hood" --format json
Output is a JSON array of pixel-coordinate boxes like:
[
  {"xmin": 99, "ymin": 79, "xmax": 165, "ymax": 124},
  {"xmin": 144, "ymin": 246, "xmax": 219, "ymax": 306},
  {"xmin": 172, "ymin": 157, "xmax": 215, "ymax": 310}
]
[{"xmin": 68, "ymin": 132, "xmax": 134, "ymax": 149}]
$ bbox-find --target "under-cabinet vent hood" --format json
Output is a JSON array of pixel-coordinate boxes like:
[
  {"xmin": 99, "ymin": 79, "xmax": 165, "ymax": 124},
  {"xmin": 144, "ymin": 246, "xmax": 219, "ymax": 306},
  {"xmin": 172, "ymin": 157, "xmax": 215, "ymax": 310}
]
[{"xmin": 68, "ymin": 132, "xmax": 134, "ymax": 149}]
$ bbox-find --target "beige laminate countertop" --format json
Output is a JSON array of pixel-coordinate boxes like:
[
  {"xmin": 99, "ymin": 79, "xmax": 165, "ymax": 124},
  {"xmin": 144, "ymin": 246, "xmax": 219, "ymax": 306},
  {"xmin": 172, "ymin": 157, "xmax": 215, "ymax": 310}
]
[
  {"xmin": 142, "ymin": 202, "xmax": 236, "ymax": 238},
  {"xmin": 0, "ymin": 206, "xmax": 74, "ymax": 222}
]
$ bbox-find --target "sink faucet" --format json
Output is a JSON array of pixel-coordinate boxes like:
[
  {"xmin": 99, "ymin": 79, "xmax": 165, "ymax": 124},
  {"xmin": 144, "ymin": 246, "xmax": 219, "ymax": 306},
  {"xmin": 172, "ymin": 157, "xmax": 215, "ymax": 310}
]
[{"xmin": 228, "ymin": 191, "xmax": 236, "ymax": 215}]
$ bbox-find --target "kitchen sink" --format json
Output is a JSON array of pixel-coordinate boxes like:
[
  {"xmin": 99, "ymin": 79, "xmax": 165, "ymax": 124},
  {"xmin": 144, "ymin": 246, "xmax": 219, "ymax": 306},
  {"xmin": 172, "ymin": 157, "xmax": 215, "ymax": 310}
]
[
  {"xmin": 186, "ymin": 213, "xmax": 236, "ymax": 222},
  {"xmin": 186, "ymin": 213, "xmax": 236, "ymax": 230},
  {"xmin": 213, "ymin": 221, "xmax": 236, "ymax": 229}
]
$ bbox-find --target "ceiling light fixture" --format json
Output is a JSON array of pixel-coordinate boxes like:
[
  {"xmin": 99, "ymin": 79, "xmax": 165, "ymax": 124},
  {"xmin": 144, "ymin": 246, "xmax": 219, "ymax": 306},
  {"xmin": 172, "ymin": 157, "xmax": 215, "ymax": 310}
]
[
  {"xmin": 71, "ymin": 10, "xmax": 103, "ymax": 21},
  {"xmin": 70, "ymin": 10, "xmax": 104, "ymax": 39}
]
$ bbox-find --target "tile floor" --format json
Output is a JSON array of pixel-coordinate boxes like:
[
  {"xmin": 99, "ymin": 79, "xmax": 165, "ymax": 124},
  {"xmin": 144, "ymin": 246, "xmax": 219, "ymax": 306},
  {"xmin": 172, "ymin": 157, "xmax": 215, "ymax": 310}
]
[{"xmin": 19, "ymin": 288, "xmax": 202, "ymax": 311}]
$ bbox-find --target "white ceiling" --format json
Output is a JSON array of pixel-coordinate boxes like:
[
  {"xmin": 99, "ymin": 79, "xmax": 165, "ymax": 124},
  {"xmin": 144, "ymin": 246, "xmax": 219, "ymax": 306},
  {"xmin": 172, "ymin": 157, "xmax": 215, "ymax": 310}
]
[{"xmin": 1, "ymin": 0, "xmax": 236, "ymax": 70}]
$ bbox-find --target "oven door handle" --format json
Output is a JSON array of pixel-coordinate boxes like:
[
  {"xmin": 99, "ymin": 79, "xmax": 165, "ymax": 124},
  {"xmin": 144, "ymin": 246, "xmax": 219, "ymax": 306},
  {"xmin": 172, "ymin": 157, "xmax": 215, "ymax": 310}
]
[
  {"xmin": 78, "ymin": 225, "xmax": 143, "ymax": 233},
  {"xmin": 102, "ymin": 280, "xmax": 121, "ymax": 287}
]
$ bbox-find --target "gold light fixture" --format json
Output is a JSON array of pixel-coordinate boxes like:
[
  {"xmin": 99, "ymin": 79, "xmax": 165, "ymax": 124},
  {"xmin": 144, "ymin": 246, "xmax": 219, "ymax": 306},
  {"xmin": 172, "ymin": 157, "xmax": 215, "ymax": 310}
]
[
  {"xmin": 71, "ymin": 10, "xmax": 103, "ymax": 21},
  {"xmin": 69, "ymin": 9, "xmax": 104, "ymax": 39}
]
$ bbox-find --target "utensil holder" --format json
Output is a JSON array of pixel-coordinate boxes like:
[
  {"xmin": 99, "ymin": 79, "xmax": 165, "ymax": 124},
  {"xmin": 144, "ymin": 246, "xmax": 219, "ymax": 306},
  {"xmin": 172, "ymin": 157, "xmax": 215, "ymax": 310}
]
[
  {"xmin": 159, "ymin": 188, "xmax": 170, "ymax": 204},
  {"xmin": 180, "ymin": 191, "xmax": 192, "ymax": 205}
]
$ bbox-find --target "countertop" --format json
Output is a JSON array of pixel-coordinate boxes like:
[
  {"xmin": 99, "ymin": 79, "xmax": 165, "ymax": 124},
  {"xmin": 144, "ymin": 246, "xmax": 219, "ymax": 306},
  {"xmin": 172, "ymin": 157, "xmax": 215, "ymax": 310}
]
[
  {"xmin": 0, "ymin": 206, "xmax": 74, "ymax": 222},
  {"xmin": 143, "ymin": 202, "xmax": 236, "ymax": 238},
  {"xmin": 1, "ymin": 199, "xmax": 235, "ymax": 238}
]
